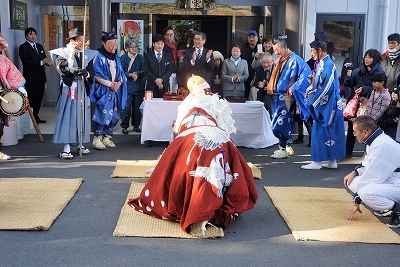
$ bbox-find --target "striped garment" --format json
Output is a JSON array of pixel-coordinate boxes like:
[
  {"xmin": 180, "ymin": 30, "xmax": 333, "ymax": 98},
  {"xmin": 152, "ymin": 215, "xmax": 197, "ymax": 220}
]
[{"xmin": 365, "ymin": 88, "xmax": 392, "ymax": 121}]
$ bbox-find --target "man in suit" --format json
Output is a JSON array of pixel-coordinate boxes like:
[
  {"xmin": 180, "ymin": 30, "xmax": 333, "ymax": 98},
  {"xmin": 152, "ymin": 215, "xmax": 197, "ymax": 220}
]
[
  {"xmin": 19, "ymin": 27, "xmax": 52, "ymax": 123},
  {"xmin": 144, "ymin": 33, "xmax": 173, "ymax": 98},
  {"xmin": 182, "ymin": 31, "xmax": 214, "ymax": 87},
  {"xmin": 254, "ymin": 53, "xmax": 274, "ymax": 117}
]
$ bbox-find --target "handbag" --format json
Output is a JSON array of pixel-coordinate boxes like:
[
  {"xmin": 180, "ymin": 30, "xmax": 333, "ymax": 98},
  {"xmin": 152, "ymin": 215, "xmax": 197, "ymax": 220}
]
[{"xmin": 343, "ymin": 93, "xmax": 359, "ymax": 119}]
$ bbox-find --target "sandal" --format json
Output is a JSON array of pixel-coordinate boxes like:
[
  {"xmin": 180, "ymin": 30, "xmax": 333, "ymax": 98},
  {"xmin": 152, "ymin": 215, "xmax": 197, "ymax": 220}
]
[
  {"xmin": 60, "ymin": 152, "xmax": 73, "ymax": 159},
  {"xmin": 76, "ymin": 147, "xmax": 90, "ymax": 155}
]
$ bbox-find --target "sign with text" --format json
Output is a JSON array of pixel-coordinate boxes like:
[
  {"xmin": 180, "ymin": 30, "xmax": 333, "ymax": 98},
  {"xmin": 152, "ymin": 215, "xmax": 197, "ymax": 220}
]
[{"xmin": 9, "ymin": 0, "xmax": 28, "ymax": 30}]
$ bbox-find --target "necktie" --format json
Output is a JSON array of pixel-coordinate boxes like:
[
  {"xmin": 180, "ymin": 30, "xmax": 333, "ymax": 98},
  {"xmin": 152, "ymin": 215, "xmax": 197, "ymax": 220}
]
[
  {"xmin": 197, "ymin": 49, "xmax": 201, "ymax": 59},
  {"xmin": 33, "ymin": 44, "xmax": 38, "ymax": 55},
  {"xmin": 157, "ymin": 52, "xmax": 161, "ymax": 62},
  {"xmin": 265, "ymin": 70, "xmax": 271, "ymax": 81}
]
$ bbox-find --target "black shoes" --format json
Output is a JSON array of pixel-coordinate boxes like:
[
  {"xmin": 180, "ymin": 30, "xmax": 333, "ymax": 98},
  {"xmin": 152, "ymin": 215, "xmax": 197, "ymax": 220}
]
[
  {"xmin": 386, "ymin": 203, "xmax": 400, "ymax": 228},
  {"xmin": 386, "ymin": 213, "xmax": 400, "ymax": 228},
  {"xmin": 374, "ymin": 210, "xmax": 393, "ymax": 217},
  {"xmin": 133, "ymin": 127, "xmax": 141, "ymax": 133},
  {"xmin": 293, "ymin": 138, "xmax": 304, "ymax": 144},
  {"xmin": 122, "ymin": 128, "xmax": 128, "ymax": 135},
  {"xmin": 35, "ymin": 117, "xmax": 47, "ymax": 123},
  {"xmin": 146, "ymin": 140, "xmax": 153, "ymax": 147}
]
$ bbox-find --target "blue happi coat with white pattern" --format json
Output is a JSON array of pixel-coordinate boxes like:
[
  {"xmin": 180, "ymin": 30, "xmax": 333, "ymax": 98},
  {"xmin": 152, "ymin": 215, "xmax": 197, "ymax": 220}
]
[{"xmin": 307, "ymin": 55, "xmax": 346, "ymax": 161}]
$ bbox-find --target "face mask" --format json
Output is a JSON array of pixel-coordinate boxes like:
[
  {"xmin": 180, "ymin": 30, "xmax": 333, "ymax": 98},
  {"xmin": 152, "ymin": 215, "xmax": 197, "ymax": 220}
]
[{"xmin": 388, "ymin": 48, "xmax": 398, "ymax": 53}]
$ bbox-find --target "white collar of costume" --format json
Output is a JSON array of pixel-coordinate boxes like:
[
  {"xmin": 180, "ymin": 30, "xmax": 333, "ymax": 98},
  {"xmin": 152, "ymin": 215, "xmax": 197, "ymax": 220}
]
[
  {"xmin": 49, "ymin": 47, "xmax": 98, "ymax": 67},
  {"xmin": 174, "ymin": 93, "xmax": 236, "ymax": 135}
]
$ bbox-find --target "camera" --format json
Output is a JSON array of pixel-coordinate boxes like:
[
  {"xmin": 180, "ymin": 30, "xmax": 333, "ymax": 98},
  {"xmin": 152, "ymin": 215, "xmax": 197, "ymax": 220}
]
[{"xmin": 344, "ymin": 62, "xmax": 353, "ymax": 70}]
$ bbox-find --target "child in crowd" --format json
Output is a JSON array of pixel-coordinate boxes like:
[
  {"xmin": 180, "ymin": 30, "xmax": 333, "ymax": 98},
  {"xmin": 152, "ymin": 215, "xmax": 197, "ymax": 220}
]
[
  {"xmin": 364, "ymin": 72, "xmax": 391, "ymax": 122},
  {"xmin": 211, "ymin": 50, "xmax": 224, "ymax": 96},
  {"xmin": 378, "ymin": 87, "xmax": 400, "ymax": 139}
]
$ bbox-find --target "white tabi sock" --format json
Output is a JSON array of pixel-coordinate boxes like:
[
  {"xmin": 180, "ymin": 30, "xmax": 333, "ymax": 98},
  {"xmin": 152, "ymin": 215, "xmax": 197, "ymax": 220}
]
[{"xmin": 63, "ymin": 144, "xmax": 71, "ymax": 153}]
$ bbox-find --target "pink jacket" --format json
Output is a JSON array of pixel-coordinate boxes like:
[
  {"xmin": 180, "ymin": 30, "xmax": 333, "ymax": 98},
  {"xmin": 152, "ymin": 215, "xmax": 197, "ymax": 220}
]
[{"xmin": 0, "ymin": 55, "xmax": 25, "ymax": 89}]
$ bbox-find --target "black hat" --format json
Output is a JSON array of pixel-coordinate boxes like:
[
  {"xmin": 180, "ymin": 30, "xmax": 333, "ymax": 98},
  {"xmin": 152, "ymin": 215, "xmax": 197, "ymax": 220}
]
[
  {"xmin": 67, "ymin": 28, "xmax": 84, "ymax": 40},
  {"xmin": 309, "ymin": 40, "xmax": 317, "ymax": 48},
  {"xmin": 101, "ymin": 31, "xmax": 118, "ymax": 43},
  {"xmin": 314, "ymin": 32, "xmax": 328, "ymax": 46}
]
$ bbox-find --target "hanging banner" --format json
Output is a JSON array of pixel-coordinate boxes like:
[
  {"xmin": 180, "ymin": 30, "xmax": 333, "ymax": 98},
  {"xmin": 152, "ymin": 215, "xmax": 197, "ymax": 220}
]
[
  {"xmin": 116, "ymin": 20, "xmax": 144, "ymax": 57},
  {"xmin": 9, "ymin": 0, "xmax": 28, "ymax": 30}
]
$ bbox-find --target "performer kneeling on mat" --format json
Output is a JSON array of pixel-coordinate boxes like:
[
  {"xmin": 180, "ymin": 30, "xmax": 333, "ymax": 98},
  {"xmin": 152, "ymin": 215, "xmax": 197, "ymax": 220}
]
[{"xmin": 127, "ymin": 75, "xmax": 258, "ymax": 237}]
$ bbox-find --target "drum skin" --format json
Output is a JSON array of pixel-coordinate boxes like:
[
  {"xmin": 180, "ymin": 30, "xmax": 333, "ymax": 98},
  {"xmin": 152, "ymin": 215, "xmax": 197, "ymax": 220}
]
[{"xmin": 0, "ymin": 89, "xmax": 28, "ymax": 116}]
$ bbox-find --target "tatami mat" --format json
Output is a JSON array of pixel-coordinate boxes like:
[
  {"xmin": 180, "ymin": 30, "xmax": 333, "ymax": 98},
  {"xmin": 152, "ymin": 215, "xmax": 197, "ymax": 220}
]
[
  {"xmin": 113, "ymin": 182, "xmax": 224, "ymax": 238},
  {"xmin": 0, "ymin": 178, "xmax": 82, "ymax": 230},
  {"xmin": 264, "ymin": 186, "xmax": 400, "ymax": 244}
]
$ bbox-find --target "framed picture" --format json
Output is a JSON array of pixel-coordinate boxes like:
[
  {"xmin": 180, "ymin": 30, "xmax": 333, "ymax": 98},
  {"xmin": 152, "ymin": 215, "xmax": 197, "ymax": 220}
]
[
  {"xmin": 116, "ymin": 20, "xmax": 144, "ymax": 57},
  {"xmin": 9, "ymin": 0, "xmax": 28, "ymax": 30}
]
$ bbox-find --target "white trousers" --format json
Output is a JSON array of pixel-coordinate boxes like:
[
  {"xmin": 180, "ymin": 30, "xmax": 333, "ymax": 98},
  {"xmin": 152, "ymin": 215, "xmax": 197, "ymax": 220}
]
[{"xmin": 348, "ymin": 176, "xmax": 400, "ymax": 210}]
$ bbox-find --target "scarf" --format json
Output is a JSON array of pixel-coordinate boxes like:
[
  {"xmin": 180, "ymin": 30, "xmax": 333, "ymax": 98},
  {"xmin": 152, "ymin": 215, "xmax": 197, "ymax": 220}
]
[
  {"xmin": 267, "ymin": 48, "xmax": 292, "ymax": 95},
  {"xmin": 164, "ymin": 39, "xmax": 177, "ymax": 64},
  {"xmin": 127, "ymin": 52, "xmax": 137, "ymax": 72},
  {"xmin": 388, "ymin": 50, "xmax": 400, "ymax": 63},
  {"xmin": 99, "ymin": 46, "xmax": 115, "ymax": 60},
  {"xmin": 231, "ymin": 56, "xmax": 241, "ymax": 65}
]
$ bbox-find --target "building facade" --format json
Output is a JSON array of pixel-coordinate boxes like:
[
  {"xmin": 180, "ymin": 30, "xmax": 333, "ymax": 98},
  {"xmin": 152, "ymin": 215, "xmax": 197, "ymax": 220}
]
[{"xmin": 0, "ymin": 0, "xmax": 399, "ymax": 104}]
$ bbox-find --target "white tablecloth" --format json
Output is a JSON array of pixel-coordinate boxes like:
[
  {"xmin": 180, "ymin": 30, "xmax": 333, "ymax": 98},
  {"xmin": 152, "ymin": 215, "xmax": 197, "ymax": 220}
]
[{"xmin": 140, "ymin": 99, "xmax": 278, "ymax": 148}]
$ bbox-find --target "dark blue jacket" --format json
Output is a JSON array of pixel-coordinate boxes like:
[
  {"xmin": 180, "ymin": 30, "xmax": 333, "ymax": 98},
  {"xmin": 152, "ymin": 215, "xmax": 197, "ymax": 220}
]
[
  {"xmin": 120, "ymin": 53, "xmax": 145, "ymax": 95},
  {"xmin": 344, "ymin": 63, "xmax": 384, "ymax": 101}
]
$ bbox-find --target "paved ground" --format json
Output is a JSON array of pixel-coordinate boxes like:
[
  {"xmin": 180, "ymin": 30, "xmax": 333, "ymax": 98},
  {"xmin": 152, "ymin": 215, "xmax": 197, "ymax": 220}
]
[{"xmin": 1, "ymin": 108, "xmax": 399, "ymax": 266}]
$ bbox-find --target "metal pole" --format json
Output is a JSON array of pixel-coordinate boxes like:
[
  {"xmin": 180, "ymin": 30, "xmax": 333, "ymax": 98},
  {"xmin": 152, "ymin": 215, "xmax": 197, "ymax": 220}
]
[{"xmin": 79, "ymin": 0, "xmax": 89, "ymax": 158}]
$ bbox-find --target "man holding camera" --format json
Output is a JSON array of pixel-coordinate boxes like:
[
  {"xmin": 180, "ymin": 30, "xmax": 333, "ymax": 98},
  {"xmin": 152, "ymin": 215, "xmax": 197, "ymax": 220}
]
[{"xmin": 49, "ymin": 28, "xmax": 98, "ymax": 159}]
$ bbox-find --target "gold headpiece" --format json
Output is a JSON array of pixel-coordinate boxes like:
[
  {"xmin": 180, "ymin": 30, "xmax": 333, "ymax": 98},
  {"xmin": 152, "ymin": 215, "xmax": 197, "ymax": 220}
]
[{"xmin": 187, "ymin": 75, "xmax": 210, "ymax": 94}]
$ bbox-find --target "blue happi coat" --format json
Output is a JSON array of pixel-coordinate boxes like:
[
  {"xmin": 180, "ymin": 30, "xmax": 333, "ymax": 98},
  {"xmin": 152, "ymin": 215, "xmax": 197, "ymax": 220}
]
[
  {"xmin": 90, "ymin": 52, "xmax": 127, "ymax": 127},
  {"xmin": 307, "ymin": 55, "xmax": 346, "ymax": 161},
  {"xmin": 271, "ymin": 52, "xmax": 311, "ymax": 145}
]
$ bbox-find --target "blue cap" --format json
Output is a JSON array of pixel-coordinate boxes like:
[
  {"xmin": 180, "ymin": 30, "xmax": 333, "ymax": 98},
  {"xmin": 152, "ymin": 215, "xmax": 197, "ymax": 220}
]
[{"xmin": 248, "ymin": 30, "xmax": 258, "ymax": 37}]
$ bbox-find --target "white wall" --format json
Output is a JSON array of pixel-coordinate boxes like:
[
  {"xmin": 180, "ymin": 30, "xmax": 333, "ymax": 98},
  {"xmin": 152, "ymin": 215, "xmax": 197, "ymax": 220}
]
[{"xmin": 304, "ymin": 0, "xmax": 400, "ymax": 60}]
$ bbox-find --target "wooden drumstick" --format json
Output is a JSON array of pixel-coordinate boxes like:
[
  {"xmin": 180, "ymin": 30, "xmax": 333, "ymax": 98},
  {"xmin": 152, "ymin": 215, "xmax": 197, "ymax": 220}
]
[
  {"xmin": 2, "ymin": 77, "xmax": 44, "ymax": 142},
  {"xmin": 0, "ymin": 95, "xmax": 9, "ymax": 104},
  {"xmin": 26, "ymin": 99, "xmax": 44, "ymax": 143}
]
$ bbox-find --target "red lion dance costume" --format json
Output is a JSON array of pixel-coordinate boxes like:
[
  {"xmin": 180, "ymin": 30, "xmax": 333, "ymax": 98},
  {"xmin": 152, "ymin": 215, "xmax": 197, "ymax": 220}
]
[{"xmin": 127, "ymin": 76, "xmax": 258, "ymax": 237}]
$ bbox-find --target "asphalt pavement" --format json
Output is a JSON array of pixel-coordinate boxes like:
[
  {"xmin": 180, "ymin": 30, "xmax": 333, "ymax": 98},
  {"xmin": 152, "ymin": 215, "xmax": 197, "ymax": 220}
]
[{"xmin": 1, "ymin": 116, "xmax": 399, "ymax": 267}]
